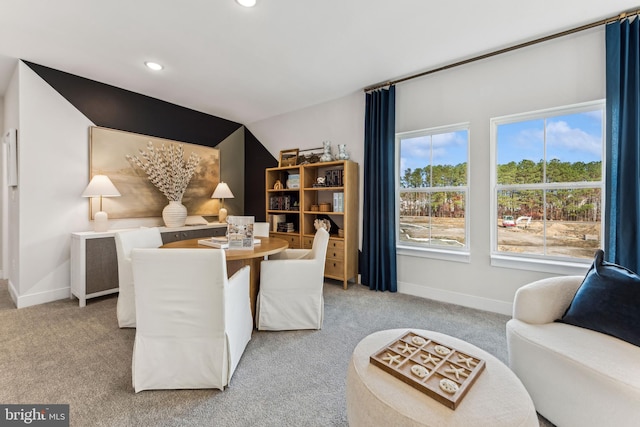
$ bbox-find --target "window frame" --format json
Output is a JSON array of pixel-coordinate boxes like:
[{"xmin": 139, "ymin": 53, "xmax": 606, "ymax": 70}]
[
  {"xmin": 489, "ymin": 100, "xmax": 605, "ymax": 275},
  {"xmin": 396, "ymin": 122, "xmax": 471, "ymax": 263}
]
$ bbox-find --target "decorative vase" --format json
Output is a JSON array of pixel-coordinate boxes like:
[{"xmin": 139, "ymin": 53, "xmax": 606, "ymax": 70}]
[
  {"xmin": 320, "ymin": 140, "xmax": 333, "ymax": 162},
  {"xmin": 337, "ymin": 144, "xmax": 349, "ymax": 160},
  {"xmin": 162, "ymin": 200, "xmax": 187, "ymax": 227}
]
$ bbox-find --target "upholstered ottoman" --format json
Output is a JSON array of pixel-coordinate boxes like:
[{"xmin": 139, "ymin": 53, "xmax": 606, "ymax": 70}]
[{"xmin": 346, "ymin": 329, "xmax": 538, "ymax": 427}]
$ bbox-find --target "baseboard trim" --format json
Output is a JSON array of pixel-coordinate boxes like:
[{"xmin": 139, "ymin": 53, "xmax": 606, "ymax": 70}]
[
  {"xmin": 7, "ymin": 279, "xmax": 18, "ymax": 307},
  {"xmin": 398, "ymin": 281, "xmax": 513, "ymax": 316},
  {"xmin": 14, "ymin": 286, "xmax": 71, "ymax": 309}
]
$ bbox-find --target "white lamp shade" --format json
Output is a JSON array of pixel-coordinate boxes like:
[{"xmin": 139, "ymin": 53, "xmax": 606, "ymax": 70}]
[
  {"xmin": 81, "ymin": 175, "xmax": 121, "ymax": 197},
  {"xmin": 82, "ymin": 175, "xmax": 120, "ymax": 232},
  {"xmin": 211, "ymin": 182, "xmax": 234, "ymax": 199}
]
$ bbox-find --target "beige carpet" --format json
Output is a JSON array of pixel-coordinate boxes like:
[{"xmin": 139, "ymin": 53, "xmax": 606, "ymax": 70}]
[{"xmin": 0, "ymin": 280, "xmax": 554, "ymax": 426}]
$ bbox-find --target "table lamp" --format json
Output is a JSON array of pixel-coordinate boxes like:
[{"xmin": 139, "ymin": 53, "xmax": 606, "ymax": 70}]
[
  {"xmin": 82, "ymin": 175, "xmax": 121, "ymax": 232},
  {"xmin": 212, "ymin": 182, "xmax": 234, "ymax": 223}
]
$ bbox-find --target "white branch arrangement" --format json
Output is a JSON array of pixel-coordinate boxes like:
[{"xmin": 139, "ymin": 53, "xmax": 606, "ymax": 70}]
[{"xmin": 127, "ymin": 141, "xmax": 201, "ymax": 202}]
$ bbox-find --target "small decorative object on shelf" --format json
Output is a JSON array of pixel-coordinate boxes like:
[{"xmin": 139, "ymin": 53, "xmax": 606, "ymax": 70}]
[
  {"xmin": 314, "ymin": 218, "xmax": 331, "ymax": 233},
  {"xmin": 279, "ymin": 148, "xmax": 299, "ymax": 167},
  {"xmin": 286, "ymin": 173, "xmax": 300, "ymax": 189},
  {"xmin": 127, "ymin": 141, "xmax": 200, "ymax": 227},
  {"xmin": 313, "ymin": 176, "xmax": 326, "ymax": 187},
  {"xmin": 337, "ymin": 144, "xmax": 350, "ymax": 160},
  {"xmin": 320, "ymin": 140, "xmax": 333, "ymax": 162},
  {"xmin": 273, "ymin": 180, "xmax": 283, "ymax": 190}
]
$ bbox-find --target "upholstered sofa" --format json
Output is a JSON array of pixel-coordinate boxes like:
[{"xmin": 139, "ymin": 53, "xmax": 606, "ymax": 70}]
[{"xmin": 506, "ymin": 275, "xmax": 640, "ymax": 427}]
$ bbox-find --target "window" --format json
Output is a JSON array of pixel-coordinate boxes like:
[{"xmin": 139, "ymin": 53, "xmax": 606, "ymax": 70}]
[
  {"xmin": 491, "ymin": 101, "xmax": 604, "ymax": 270},
  {"xmin": 397, "ymin": 124, "xmax": 469, "ymax": 258}
]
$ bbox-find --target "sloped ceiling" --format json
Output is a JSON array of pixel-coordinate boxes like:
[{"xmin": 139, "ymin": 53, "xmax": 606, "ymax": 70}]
[{"xmin": 0, "ymin": 1, "xmax": 638, "ymax": 125}]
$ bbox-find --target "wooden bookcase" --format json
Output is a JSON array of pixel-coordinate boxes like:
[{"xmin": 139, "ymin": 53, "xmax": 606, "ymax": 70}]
[{"xmin": 265, "ymin": 160, "xmax": 358, "ymax": 289}]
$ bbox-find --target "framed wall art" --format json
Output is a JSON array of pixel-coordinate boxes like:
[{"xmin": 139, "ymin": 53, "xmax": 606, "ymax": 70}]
[
  {"xmin": 279, "ymin": 148, "xmax": 299, "ymax": 167},
  {"xmin": 88, "ymin": 126, "xmax": 220, "ymax": 219}
]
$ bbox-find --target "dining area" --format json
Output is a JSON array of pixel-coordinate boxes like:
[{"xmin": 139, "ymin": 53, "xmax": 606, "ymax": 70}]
[{"xmin": 113, "ymin": 220, "xmax": 330, "ymax": 393}]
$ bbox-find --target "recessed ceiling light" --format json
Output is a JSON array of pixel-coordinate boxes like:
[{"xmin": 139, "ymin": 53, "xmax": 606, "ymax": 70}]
[
  {"xmin": 236, "ymin": 0, "xmax": 256, "ymax": 7},
  {"xmin": 145, "ymin": 61, "xmax": 164, "ymax": 71}
]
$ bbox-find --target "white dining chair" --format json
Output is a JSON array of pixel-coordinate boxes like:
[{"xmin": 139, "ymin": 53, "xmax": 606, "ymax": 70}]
[
  {"xmin": 256, "ymin": 228, "xmax": 330, "ymax": 330},
  {"xmin": 253, "ymin": 222, "xmax": 271, "ymax": 237},
  {"xmin": 114, "ymin": 227, "xmax": 163, "ymax": 328},
  {"xmin": 130, "ymin": 248, "xmax": 252, "ymax": 392}
]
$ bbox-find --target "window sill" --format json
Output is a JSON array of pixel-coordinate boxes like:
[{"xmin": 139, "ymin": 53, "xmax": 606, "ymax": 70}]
[
  {"xmin": 490, "ymin": 253, "xmax": 590, "ymax": 275},
  {"xmin": 397, "ymin": 245, "xmax": 470, "ymax": 263}
]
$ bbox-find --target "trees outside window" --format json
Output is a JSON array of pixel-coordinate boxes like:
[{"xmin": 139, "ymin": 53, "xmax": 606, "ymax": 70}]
[
  {"xmin": 491, "ymin": 101, "xmax": 604, "ymax": 261},
  {"xmin": 397, "ymin": 124, "xmax": 469, "ymax": 251}
]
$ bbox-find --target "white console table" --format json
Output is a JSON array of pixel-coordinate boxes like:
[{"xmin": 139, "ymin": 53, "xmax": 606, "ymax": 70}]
[{"xmin": 70, "ymin": 223, "xmax": 227, "ymax": 307}]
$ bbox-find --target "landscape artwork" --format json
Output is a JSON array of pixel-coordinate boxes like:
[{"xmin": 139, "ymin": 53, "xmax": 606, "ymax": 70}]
[{"xmin": 89, "ymin": 126, "xmax": 220, "ymax": 219}]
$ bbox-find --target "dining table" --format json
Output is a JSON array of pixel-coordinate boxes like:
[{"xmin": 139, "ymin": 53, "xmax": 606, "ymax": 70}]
[{"xmin": 161, "ymin": 236, "xmax": 289, "ymax": 318}]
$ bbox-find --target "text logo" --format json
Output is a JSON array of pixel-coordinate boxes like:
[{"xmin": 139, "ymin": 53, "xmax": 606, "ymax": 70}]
[{"xmin": 1, "ymin": 405, "xmax": 69, "ymax": 426}]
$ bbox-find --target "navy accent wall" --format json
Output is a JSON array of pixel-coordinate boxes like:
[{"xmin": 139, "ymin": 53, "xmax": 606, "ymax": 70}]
[
  {"xmin": 24, "ymin": 61, "xmax": 241, "ymax": 146},
  {"xmin": 245, "ymin": 128, "xmax": 278, "ymax": 221},
  {"xmin": 24, "ymin": 61, "xmax": 278, "ymax": 219}
]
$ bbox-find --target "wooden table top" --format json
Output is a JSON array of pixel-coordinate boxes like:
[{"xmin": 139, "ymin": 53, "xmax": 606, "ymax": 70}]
[{"xmin": 161, "ymin": 236, "xmax": 289, "ymax": 261}]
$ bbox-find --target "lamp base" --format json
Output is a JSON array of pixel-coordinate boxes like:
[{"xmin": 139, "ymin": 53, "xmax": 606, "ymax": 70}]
[
  {"xmin": 94, "ymin": 211, "xmax": 109, "ymax": 232},
  {"xmin": 218, "ymin": 207, "xmax": 228, "ymax": 223}
]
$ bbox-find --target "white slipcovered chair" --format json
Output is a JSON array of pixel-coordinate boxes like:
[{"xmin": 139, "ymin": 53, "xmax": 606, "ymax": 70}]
[
  {"xmin": 114, "ymin": 227, "xmax": 163, "ymax": 328},
  {"xmin": 256, "ymin": 228, "xmax": 330, "ymax": 331},
  {"xmin": 130, "ymin": 248, "xmax": 252, "ymax": 392},
  {"xmin": 253, "ymin": 222, "xmax": 270, "ymax": 237}
]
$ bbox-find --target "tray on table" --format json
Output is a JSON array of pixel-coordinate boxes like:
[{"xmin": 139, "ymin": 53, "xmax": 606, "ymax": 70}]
[{"xmin": 370, "ymin": 331, "xmax": 485, "ymax": 409}]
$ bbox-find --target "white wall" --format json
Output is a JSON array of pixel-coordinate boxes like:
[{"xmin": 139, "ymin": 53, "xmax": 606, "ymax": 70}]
[
  {"xmin": 249, "ymin": 28, "xmax": 603, "ymax": 314},
  {"xmin": 16, "ymin": 62, "xmax": 95, "ymax": 307},
  {"xmin": 3, "ymin": 64, "xmax": 19, "ymax": 302}
]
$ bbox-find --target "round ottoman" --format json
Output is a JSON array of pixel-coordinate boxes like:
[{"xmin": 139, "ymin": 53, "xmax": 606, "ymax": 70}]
[{"xmin": 346, "ymin": 329, "xmax": 538, "ymax": 427}]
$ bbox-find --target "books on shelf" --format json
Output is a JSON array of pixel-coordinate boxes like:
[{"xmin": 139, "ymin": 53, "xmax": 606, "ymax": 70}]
[
  {"xmin": 197, "ymin": 237, "xmax": 261, "ymax": 249},
  {"xmin": 325, "ymin": 169, "xmax": 344, "ymax": 186},
  {"xmin": 269, "ymin": 194, "xmax": 299, "ymax": 211},
  {"xmin": 333, "ymin": 192, "xmax": 344, "ymax": 212},
  {"xmin": 276, "ymin": 222, "xmax": 295, "ymax": 233},
  {"xmin": 269, "ymin": 214, "xmax": 287, "ymax": 232}
]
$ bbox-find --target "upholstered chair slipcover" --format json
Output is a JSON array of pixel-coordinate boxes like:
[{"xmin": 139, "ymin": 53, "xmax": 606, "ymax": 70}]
[
  {"xmin": 130, "ymin": 248, "xmax": 252, "ymax": 392},
  {"xmin": 253, "ymin": 222, "xmax": 270, "ymax": 237},
  {"xmin": 256, "ymin": 228, "xmax": 330, "ymax": 330},
  {"xmin": 114, "ymin": 227, "xmax": 163, "ymax": 328}
]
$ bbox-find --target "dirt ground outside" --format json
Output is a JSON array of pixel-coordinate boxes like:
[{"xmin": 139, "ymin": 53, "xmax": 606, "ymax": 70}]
[{"xmin": 399, "ymin": 216, "xmax": 601, "ymax": 259}]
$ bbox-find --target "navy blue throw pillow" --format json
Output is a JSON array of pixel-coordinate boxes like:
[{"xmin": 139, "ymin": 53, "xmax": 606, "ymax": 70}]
[{"xmin": 559, "ymin": 250, "xmax": 640, "ymax": 347}]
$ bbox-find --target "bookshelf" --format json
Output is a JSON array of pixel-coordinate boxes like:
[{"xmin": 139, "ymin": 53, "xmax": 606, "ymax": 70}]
[{"xmin": 265, "ymin": 160, "xmax": 358, "ymax": 289}]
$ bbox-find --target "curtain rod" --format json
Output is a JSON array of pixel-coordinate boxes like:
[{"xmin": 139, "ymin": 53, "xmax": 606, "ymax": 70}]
[{"xmin": 364, "ymin": 7, "xmax": 640, "ymax": 93}]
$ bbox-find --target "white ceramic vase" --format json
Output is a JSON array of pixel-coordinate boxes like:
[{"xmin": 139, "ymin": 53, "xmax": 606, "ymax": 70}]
[
  {"xmin": 162, "ymin": 200, "xmax": 187, "ymax": 227},
  {"xmin": 320, "ymin": 140, "xmax": 333, "ymax": 162},
  {"xmin": 337, "ymin": 144, "xmax": 349, "ymax": 160}
]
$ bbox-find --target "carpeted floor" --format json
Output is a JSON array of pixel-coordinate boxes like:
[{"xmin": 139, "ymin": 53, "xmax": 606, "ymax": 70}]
[{"xmin": 0, "ymin": 279, "xmax": 553, "ymax": 426}]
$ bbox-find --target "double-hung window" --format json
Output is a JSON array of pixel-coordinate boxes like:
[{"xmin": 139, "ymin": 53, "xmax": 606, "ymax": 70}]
[
  {"xmin": 490, "ymin": 101, "xmax": 604, "ymax": 273},
  {"xmin": 396, "ymin": 124, "xmax": 470, "ymax": 261}
]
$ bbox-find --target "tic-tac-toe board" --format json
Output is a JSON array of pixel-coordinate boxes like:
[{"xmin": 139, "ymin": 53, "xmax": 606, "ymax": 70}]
[{"xmin": 370, "ymin": 331, "xmax": 486, "ymax": 409}]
